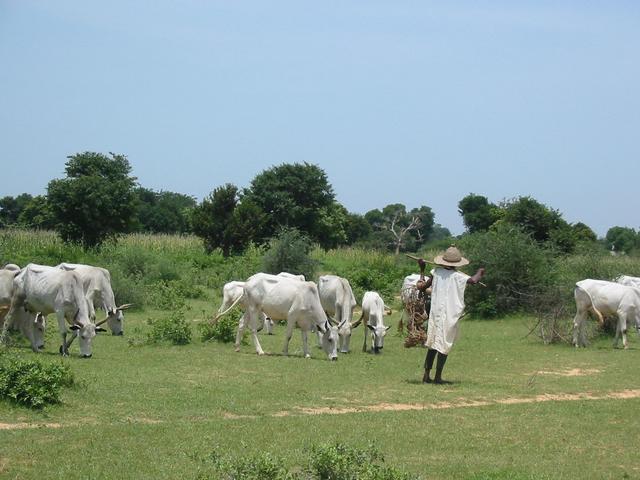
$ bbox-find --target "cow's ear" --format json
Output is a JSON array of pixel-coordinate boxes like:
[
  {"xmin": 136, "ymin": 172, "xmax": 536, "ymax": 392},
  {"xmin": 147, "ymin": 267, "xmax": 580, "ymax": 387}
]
[
  {"xmin": 367, "ymin": 324, "xmax": 375, "ymax": 331},
  {"xmin": 96, "ymin": 327, "xmax": 107, "ymax": 333},
  {"xmin": 69, "ymin": 325, "xmax": 81, "ymax": 331},
  {"xmin": 385, "ymin": 326, "xmax": 392, "ymax": 331}
]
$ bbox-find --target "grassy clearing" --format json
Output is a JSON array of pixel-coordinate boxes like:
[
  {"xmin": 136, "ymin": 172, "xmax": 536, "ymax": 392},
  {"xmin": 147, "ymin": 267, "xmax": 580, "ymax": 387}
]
[{"xmin": 0, "ymin": 304, "xmax": 639, "ymax": 479}]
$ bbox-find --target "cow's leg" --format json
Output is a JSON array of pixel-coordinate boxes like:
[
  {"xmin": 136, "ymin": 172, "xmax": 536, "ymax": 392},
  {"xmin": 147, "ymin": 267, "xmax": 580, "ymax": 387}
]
[
  {"xmin": 573, "ymin": 309, "xmax": 586, "ymax": 348},
  {"xmin": 234, "ymin": 313, "xmax": 247, "ymax": 352},
  {"xmin": 362, "ymin": 319, "xmax": 368, "ymax": 353},
  {"xmin": 57, "ymin": 312, "xmax": 69, "ymax": 356},
  {"xmin": 246, "ymin": 308, "xmax": 265, "ymax": 355},
  {"xmin": 282, "ymin": 319, "xmax": 295, "ymax": 356},
  {"xmin": 615, "ymin": 311, "xmax": 629, "ymax": 349},
  {"xmin": 301, "ymin": 329, "xmax": 310, "ymax": 358}
]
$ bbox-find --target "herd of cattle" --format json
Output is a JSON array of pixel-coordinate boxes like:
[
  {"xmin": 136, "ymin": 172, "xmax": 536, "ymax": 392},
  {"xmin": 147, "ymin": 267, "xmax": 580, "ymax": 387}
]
[
  {"xmin": 214, "ymin": 272, "xmax": 392, "ymax": 361},
  {"xmin": 1, "ymin": 261, "xmax": 639, "ymax": 360}
]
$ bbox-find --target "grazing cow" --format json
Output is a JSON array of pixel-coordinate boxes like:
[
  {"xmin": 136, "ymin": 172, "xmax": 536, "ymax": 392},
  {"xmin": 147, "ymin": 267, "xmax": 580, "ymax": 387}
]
[
  {"xmin": 616, "ymin": 275, "xmax": 640, "ymax": 289},
  {"xmin": 573, "ymin": 279, "xmax": 640, "ymax": 349},
  {"xmin": 57, "ymin": 263, "xmax": 130, "ymax": 335},
  {"xmin": 220, "ymin": 273, "xmax": 339, "ymax": 360},
  {"xmin": 352, "ymin": 291, "xmax": 391, "ymax": 354},
  {"xmin": 318, "ymin": 275, "xmax": 357, "ymax": 353},
  {"xmin": 0, "ymin": 266, "xmax": 46, "ymax": 351},
  {"xmin": 215, "ymin": 272, "xmax": 305, "ymax": 335},
  {"xmin": 4, "ymin": 264, "xmax": 106, "ymax": 357}
]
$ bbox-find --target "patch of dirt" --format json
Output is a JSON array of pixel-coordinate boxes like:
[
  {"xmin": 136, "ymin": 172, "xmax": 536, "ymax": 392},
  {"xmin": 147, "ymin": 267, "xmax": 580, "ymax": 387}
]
[
  {"xmin": 0, "ymin": 422, "xmax": 63, "ymax": 430},
  {"xmin": 534, "ymin": 368, "xmax": 602, "ymax": 377},
  {"xmin": 279, "ymin": 389, "xmax": 640, "ymax": 417}
]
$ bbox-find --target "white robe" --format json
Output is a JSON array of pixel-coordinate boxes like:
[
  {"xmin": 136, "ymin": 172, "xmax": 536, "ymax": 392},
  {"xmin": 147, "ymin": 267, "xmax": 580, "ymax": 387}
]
[{"xmin": 425, "ymin": 267, "xmax": 469, "ymax": 355}]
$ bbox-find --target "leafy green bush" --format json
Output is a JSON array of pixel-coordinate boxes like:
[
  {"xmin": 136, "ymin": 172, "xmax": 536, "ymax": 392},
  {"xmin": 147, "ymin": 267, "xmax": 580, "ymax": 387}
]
[
  {"xmin": 149, "ymin": 281, "xmax": 189, "ymax": 310},
  {"xmin": 196, "ymin": 442, "xmax": 420, "ymax": 480},
  {"xmin": 0, "ymin": 355, "xmax": 74, "ymax": 408},
  {"xmin": 147, "ymin": 309, "xmax": 192, "ymax": 345},
  {"xmin": 200, "ymin": 312, "xmax": 239, "ymax": 343},
  {"xmin": 262, "ymin": 228, "xmax": 317, "ymax": 280},
  {"xmin": 308, "ymin": 442, "xmax": 418, "ymax": 480},
  {"xmin": 458, "ymin": 223, "xmax": 555, "ymax": 317},
  {"xmin": 204, "ymin": 448, "xmax": 290, "ymax": 480}
]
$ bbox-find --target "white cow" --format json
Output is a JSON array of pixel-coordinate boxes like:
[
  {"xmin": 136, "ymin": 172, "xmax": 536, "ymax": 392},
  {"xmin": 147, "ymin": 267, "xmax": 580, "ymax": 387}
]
[
  {"xmin": 4, "ymin": 264, "xmax": 106, "ymax": 357},
  {"xmin": 57, "ymin": 263, "xmax": 128, "ymax": 335},
  {"xmin": 216, "ymin": 272, "xmax": 305, "ymax": 335},
  {"xmin": 220, "ymin": 273, "xmax": 339, "ymax": 360},
  {"xmin": 353, "ymin": 291, "xmax": 391, "ymax": 354},
  {"xmin": 318, "ymin": 275, "xmax": 357, "ymax": 353},
  {"xmin": 573, "ymin": 279, "xmax": 640, "ymax": 349},
  {"xmin": 0, "ymin": 266, "xmax": 46, "ymax": 351},
  {"xmin": 616, "ymin": 275, "xmax": 640, "ymax": 289}
]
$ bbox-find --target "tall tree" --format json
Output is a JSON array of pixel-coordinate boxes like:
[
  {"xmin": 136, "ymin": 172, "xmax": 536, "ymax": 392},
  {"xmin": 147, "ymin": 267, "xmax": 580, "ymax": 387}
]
[
  {"xmin": 244, "ymin": 162, "xmax": 335, "ymax": 243},
  {"xmin": 47, "ymin": 152, "xmax": 138, "ymax": 247},
  {"xmin": 605, "ymin": 226, "xmax": 638, "ymax": 254},
  {"xmin": 191, "ymin": 183, "xmax": 266, "ymax": 256},
  {"xmin": 458, "ymin": 193, "xmax": 499, "ymax": 233},
  {"xmin": 0, "ymin": 193, "xmax": 33, "ymax": 227},
  {"xmin": 365, "ymin": 203, "xmax": 434, "ymax": 254},
  {"xmin": 135, "ymin": 187, "xmax": 196, "ymax": 234},
  {"xmin": 17, "ymin": 195, "xmax": 55, "ymax": 229},
  {"xmin": 500, "ymin": 196, "xmax": 566, "ymax": 243}
]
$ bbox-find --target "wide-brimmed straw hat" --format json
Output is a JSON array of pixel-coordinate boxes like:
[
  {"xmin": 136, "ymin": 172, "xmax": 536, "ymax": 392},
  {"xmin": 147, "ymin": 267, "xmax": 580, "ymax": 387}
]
[{"xmin": 433, "ymin": 245, "xmax": 469, "ymax": 267}]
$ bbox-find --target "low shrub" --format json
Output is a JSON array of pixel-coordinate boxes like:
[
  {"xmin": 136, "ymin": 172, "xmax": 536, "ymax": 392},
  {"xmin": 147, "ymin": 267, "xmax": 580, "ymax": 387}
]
[
  {"xmin": 458, "ymin": 223, "xmax": 555, "ymax": 317},
  {"xmin": 147, "ymin": 309, "xmax": 192, "ymax": 345},
  {"xmin": 200, "ymin": 312, "xmax": 239, "ymax": 343},
  {"xmin": 0, "ymin": 355, "xmax": 74, "ymax": 408},
  {"xmin": 195, "ymin": 442, "xmax": 420, "ymax": 480},
  {"xmin": 262, "ymin": 228, "xmax": 317, "ymax": 280},
  {"xmin": 149, "ymin": 281, "xmax": 189, "ymax": 310},
  {"xmin": 308, "ymin": 442, "xmax": 418, "ymax": 480}
]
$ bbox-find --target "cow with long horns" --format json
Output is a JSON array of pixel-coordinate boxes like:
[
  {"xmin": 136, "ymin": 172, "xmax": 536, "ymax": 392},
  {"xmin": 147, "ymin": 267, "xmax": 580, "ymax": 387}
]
[
  {"xmin": 3, "ymin": 264, "xmax": 106, "ymax": 358},
  {"xmin": 57, "ymin": 263, "xmax": 131, "ymax": 335}
]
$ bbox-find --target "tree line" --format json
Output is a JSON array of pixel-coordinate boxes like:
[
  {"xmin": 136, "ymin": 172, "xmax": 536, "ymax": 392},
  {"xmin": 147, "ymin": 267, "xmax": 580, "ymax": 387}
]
[{"xmin": 1, "ymin": 151, "xmax": 638, "ymax": 255}]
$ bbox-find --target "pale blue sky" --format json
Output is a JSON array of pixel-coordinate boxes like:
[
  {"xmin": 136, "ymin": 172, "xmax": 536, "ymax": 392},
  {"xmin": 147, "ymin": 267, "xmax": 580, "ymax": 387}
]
[{"xmin": 1, "ymin": 1, "xmax": 638, "ymax": 236}]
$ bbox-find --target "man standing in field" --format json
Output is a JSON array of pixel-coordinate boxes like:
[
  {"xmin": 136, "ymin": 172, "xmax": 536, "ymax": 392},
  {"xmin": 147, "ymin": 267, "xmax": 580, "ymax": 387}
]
[{"xmin": 418, "ymin": 246, "xmax": 485, "ymax": 384}]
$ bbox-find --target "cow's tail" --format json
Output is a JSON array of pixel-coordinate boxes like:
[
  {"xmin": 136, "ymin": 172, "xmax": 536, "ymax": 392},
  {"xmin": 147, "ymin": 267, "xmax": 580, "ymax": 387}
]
[
  {"xmin": 575, "ymin": 285, "xmax": 605, "ymax": 326},
  {"xmin": 213, "ymin": 292, "xmax": 244, "ymax": 323}
]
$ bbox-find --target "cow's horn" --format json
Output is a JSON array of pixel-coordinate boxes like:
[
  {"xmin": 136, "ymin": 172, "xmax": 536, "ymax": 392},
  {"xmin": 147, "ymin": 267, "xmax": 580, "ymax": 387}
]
[
  {"xmin": 117, "ymin": 303, "xmax": 134, "ymax": 311},
  {"xmin": 95, "ymin": 316, "xmax": 110, "ymax": 327},
  {"xmin": 327, "ymin": 316, "xmax": 338, "ymax": 326}
]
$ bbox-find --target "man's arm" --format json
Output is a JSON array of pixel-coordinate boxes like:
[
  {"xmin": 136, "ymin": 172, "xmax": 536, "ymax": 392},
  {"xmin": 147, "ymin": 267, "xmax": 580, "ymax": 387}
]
[{"xmin": 467, "ymin": 268, "xmax": 485, "ymax": 285}]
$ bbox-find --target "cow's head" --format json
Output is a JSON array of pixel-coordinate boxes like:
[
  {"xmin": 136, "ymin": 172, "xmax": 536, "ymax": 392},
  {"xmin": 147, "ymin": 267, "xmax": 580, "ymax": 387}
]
[
  {"xmin": 70, "ymin": 313, "xmax": 107, "ymax": 358},
  {"xmin": 337, "ymin": 319, "xmax": 352, "ymax": 353},
  {"xmin": 98, "ymin": 304, "xmax": 131, "ymax": 336},
  {"xmin": 368, "ymin": 324, "xmax": 391, "ymax": 354},
  {"xmin": 319, "ymin": 321, "xmax": 339, "ymax": 361}
]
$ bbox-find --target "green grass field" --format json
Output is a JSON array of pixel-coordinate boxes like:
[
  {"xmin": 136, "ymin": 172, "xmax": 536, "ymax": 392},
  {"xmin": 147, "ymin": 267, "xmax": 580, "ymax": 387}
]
[{"xmin": 1, "ymin": 296, "xmax": 639, "ymax": 479}]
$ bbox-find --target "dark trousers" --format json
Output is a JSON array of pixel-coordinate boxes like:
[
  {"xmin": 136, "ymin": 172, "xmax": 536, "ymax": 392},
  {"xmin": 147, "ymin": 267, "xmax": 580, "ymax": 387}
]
[{"xmin": 424, "ymin": 348, "xmax": 448, "ymax": 378}]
